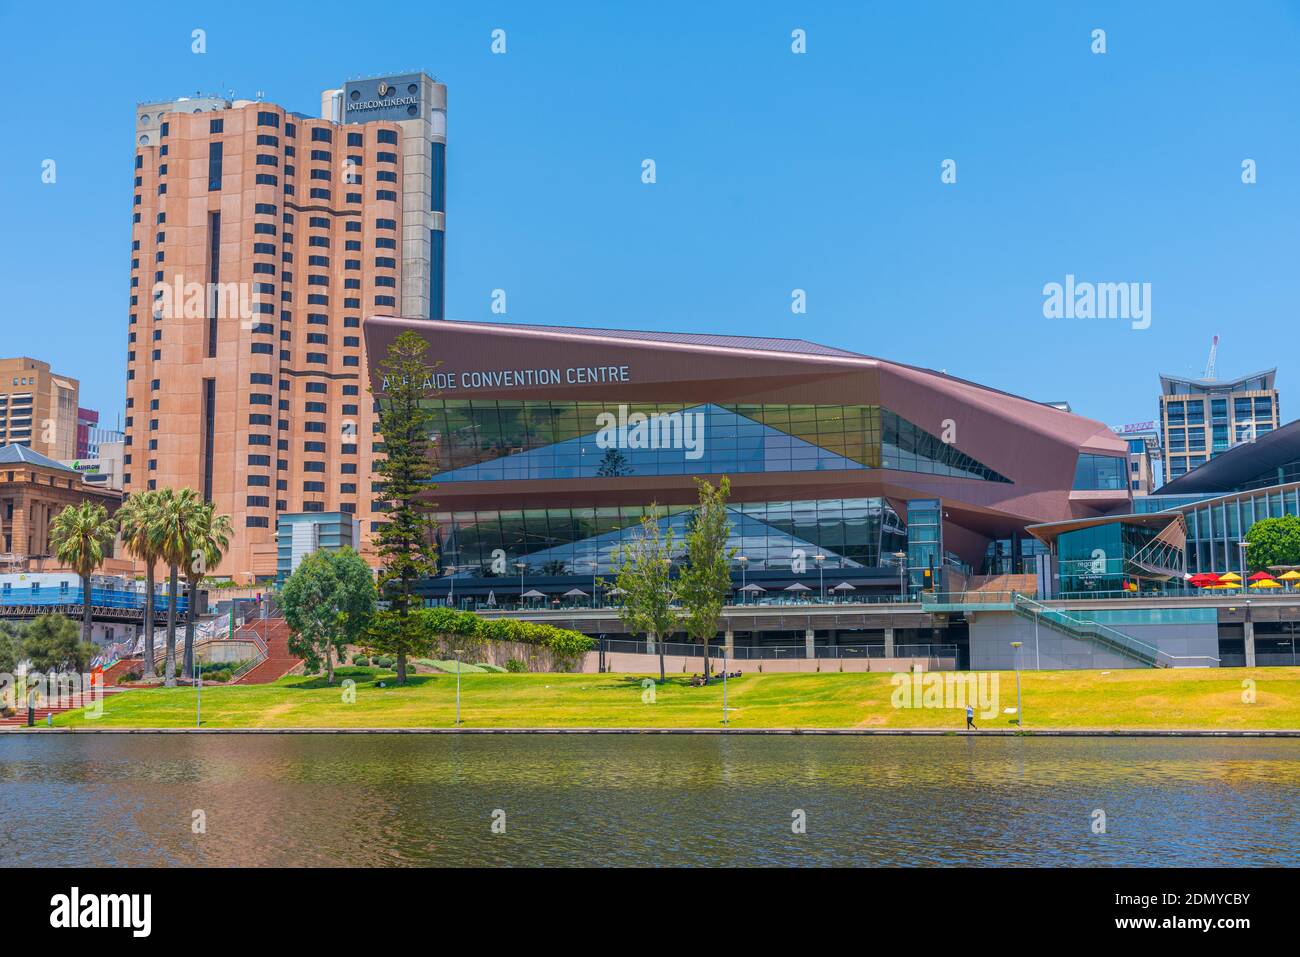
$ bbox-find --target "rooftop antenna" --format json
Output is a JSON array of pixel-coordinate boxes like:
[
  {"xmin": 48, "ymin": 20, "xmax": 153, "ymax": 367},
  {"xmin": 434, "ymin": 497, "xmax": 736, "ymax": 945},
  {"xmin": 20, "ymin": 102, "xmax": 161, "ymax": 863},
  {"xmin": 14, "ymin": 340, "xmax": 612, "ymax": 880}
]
[{"xmin": 1202, "ymin": 334, "xmax": 1219, "ymax": 381}]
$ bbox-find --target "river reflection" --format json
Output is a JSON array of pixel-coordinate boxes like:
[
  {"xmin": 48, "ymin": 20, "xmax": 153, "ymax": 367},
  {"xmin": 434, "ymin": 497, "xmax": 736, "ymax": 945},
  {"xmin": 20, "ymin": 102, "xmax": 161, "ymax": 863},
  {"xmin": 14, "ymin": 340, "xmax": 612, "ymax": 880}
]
[{"xmin": 1, "ymin": 735, "xmax": 1297, "ymax": 866}]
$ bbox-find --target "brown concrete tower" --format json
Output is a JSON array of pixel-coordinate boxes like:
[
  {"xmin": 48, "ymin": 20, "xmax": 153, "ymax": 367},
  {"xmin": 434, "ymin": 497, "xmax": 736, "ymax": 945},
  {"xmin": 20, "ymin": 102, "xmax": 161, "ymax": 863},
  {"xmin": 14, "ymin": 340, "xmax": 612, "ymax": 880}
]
[{"xmin": 124, "ymin": 75, "xmax": 447, "ymax": 581}]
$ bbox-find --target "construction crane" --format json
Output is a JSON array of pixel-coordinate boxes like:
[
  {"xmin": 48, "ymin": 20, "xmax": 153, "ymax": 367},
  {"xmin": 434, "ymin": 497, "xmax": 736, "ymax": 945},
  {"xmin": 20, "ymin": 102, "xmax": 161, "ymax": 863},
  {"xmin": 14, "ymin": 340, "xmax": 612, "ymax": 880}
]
[{"xmin": 1202, "ymin": 335, "xmax": 1219, "ymax": 381}]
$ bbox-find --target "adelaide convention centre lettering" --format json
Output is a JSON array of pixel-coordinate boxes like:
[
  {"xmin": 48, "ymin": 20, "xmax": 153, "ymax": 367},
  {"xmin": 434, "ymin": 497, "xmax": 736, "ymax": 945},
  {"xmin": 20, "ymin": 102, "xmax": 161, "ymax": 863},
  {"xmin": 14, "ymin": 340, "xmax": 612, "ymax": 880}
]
[{"xmin": 381, "ymin": 365, "xmax": 630, "ymax": 392}]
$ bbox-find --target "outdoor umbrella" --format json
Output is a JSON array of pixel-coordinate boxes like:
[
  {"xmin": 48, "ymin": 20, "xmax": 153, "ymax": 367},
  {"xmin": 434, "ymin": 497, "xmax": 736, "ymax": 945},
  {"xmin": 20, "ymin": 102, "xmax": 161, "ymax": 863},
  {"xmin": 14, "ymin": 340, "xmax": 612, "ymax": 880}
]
[
  {"xmin": 606, "ymin": 586, "xmax": 627, "ymax": 595},
  {"xmin": 1278, "ymin": 571, "xmax": 1300, "ymax": 581},
  {"xmin": 1218, "ymin": 572, "xmax": 1242, "ymax": 583},
  {"xmin": 1248, "ymin": 571, "xmax": 1275, "ymax": 582},
  {"xmin": 1250, "ymin": 579, "xmax": 1282, "ymax": 589},
  {"xmin": 784, "ymin": 583, "xmax": 812, "ymax": 591},
  {"xmin": 563, "ymin": 588, "xmax": 589, "ymax": 597},
  {"xmin": 739, "ymin": 583, "xmax": 767, "ymax": 592},
  {"xmin": 831, "ymin": 582, "xmax": 856, "ymax": 591},
  {"xmin": 521, "ymin": 589, "xmax": 546, "ymax": 598}
]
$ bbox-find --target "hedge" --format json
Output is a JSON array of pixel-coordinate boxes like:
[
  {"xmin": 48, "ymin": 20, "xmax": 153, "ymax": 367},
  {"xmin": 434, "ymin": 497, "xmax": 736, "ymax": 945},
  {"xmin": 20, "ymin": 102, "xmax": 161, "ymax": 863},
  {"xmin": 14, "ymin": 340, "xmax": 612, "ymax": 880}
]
[{"xmin": 414, "ymin": 608, "xmax": 595, "ymax": 666}]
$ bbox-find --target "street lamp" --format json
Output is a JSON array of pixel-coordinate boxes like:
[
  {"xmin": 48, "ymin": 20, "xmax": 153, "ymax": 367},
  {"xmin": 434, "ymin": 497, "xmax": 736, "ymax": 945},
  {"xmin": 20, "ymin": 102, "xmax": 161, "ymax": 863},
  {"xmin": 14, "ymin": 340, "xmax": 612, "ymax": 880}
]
[
  {"xmin": 452, "ymin": 647, "xmax": 465, "ymax": 726},
  {"xmin": 1237, "ymin": 540, "xmax": 1251, "ymax": 592},
  {"xmin": 892, "ymin": 551, "xmax": 908, "ymax": 601},
  {"xmin": 585, "ymin": 560, "xmax": 599, "ymax": 607},
  {"xmin": 1010, "ymin": 641, "xmax": 1023, "ymax": 727},
  {"xmin": 814, "ymin": 553, "xmax": 825, "ymax": 603},
  {"xmin": 737, "ymin": 555, "xmax": 748, "ymax": 603},
  {"xmin": 515, "ymin": 561, "xmax": 526, "ymax": 608}
]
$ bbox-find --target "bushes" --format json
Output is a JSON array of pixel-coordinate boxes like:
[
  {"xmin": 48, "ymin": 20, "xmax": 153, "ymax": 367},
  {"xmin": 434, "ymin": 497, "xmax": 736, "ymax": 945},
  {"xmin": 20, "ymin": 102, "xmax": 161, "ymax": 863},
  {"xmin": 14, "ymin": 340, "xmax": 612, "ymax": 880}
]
[
  {"xmin": 353, "ymin": 610, "xmax": 595, "ymax": 672},
  {"xmin": 505, "ymin": 658, "xmax": 528, "ymax": 673},
  {"xmin": 353, "ymin": 656, "xmax": 370, "ymax": 667}
]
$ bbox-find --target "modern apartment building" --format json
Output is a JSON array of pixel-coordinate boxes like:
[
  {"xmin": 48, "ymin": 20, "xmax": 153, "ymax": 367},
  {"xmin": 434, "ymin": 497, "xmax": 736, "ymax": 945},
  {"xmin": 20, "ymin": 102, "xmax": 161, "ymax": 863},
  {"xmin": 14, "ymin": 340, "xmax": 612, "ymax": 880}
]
[
  {"xmin": 1158, "ymin": 370, "xmax": 1279, "ymax": 483},
  {"xmin": 0, "ymin": 358, "xmax": 79, "ymax": 460},
  {"xmin": 124, "ymin": 74, "xmax": 447, "ymax": 582}
]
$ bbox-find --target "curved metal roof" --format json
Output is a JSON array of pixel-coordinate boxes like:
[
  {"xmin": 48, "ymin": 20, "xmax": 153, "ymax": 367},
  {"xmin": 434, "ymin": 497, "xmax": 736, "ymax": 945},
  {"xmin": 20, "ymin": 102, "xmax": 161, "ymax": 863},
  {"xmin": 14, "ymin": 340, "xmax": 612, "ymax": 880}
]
[{"xmin": 1158, "ymin": 418, "xmax": 1300, "ymax": 494}]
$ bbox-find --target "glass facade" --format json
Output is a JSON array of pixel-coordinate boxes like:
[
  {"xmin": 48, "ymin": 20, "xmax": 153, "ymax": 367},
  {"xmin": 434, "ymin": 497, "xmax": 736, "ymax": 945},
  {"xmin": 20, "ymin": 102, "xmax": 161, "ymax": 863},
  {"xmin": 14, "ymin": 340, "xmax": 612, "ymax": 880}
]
[
  {"xmin": 1056, "ymin": 521, "xmax": 1164, "ymax": 594},
  {"xmin": 1072, "ymin": 453, "xmax": 1128, "ymax": 490},
  {"xmin": 424, "ymin": 401, "xmax": 1011, "ymax": 483},
  {"xmin": 432, "ymin": 498, "xmax": 907, "ymax": 576}
]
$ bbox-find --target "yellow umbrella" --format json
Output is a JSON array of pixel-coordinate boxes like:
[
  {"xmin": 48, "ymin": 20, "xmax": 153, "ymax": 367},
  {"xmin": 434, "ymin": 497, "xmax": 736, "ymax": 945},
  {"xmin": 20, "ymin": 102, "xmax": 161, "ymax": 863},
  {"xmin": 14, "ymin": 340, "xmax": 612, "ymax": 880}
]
[
  {"xmin": 1219, "ymin": 572, "xmax": 1242, "ymax": 582},
  {"xmin": 1279, "ymin": 571, "xmax": 1300, "ymax": 581},
  {"xmin": 1250, "ymin": 579, "xmax": 1283, "ymax": 589}
]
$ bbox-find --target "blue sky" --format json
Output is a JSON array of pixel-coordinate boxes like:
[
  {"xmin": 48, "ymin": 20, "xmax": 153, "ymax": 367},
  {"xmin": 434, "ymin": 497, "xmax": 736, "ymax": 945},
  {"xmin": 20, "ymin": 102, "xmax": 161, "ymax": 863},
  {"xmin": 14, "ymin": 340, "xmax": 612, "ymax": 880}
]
[{"xmin": 2, "ymin": 0, "xmax": 1297, "ymax": 432}]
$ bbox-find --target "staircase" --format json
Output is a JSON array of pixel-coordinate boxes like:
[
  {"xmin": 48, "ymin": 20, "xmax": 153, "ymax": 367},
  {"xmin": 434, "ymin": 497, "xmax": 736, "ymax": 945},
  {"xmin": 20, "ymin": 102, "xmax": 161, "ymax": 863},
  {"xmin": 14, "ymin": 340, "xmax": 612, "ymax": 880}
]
[
  {"xmin": 967, "ymin": 573, "xmax": 1038, "ymax": 597},
  {"xmin": 232, "ymin": 618, "xmax": 302, "ymax": 684},
  {"xmin": 1011, "ymin": 594, "xmax": 1165, "ymax": 667},
  {"xmin": 0, "ymin": 686, "xmax": 128, "ymax": 726}
]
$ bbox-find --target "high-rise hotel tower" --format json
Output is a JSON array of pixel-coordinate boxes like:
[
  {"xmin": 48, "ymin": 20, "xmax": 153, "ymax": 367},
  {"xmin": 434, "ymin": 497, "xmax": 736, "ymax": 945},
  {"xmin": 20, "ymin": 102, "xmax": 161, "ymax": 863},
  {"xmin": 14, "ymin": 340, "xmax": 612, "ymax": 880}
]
[{"xmin": 124, "ymin": 74, "xmax": 447, "ymax": 580}]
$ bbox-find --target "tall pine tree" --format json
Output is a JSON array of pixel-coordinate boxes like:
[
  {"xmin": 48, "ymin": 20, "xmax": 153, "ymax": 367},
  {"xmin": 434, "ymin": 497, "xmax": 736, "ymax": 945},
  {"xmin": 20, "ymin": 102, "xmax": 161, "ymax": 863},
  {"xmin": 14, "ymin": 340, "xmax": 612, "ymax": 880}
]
[{"xmin": 369, "ymin": 330, "xmax": 440, "ymax": 684}]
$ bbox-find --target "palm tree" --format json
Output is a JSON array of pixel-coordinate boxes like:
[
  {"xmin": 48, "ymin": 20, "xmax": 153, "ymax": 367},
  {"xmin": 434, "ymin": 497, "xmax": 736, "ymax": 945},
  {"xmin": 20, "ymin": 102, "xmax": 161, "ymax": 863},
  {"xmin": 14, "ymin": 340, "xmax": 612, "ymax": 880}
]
[
  {"xmin": 149, "ymin": 488, "xmax": 204, "ymax": 686},
  {"xmin": 181, "ymin": 502, "xmax": 232, "ymax": 677},
  {"xmin": 48, "ymin": 502, "xmax": 117, "ymax": 647},
  {"xmin": 116, "ymin": 491, "xmax": 164, "ymax": 677}
]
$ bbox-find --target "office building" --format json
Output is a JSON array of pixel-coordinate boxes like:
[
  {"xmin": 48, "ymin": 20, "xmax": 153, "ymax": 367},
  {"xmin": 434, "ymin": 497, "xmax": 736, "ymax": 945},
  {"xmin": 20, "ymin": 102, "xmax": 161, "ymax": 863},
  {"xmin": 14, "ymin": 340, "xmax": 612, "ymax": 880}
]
[
  {"xmin": 124, "ymin": 74, "xmax": 447, "ymax": 582},
  {"xmin": 1159, "ymin": 369, "xmax": 1279, "ymax": 481},
  {"xmin": 0, "ymin": 358, "xmax": 79, "ymax": 460},
  {"xmin": 1111, "ymin": 422, "xmax": 1161, "ymax": 495}
]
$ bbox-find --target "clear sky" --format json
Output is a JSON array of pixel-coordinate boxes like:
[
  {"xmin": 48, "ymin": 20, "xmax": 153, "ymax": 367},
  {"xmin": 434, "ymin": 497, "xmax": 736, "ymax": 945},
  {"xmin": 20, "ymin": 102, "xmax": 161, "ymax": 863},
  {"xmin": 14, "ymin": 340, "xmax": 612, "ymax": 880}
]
[{"xmin": 2, "ymin": 0, "xmax": 1297, "ymax": 433}]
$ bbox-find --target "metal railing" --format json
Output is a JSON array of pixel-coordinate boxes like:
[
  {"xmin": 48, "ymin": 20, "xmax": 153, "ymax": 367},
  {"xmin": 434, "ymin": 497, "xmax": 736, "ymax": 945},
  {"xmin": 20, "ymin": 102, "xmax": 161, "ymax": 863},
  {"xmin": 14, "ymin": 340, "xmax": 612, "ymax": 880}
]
[
  {"xmin": 1011, "ymin": 594, "xmax": 1190, "ymax": 667},
  {"xmin": 599, "ymin": 638, "xmax": 956, "ymax": 661},
  {"xmin": 0, "ymin": 586, "xmax": 187, "ymax": 614},
  {"xmin": 227, "ymin": 631, "xmax": 270, "ymax": 682}
]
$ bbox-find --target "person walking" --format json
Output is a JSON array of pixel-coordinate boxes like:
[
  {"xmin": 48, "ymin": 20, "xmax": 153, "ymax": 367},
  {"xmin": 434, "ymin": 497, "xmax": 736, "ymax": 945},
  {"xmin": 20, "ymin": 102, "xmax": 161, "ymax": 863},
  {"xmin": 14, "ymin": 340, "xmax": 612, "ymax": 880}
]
[{"xmin": 965, "ymin": 702, "xmax": 977, "ymax": 731}]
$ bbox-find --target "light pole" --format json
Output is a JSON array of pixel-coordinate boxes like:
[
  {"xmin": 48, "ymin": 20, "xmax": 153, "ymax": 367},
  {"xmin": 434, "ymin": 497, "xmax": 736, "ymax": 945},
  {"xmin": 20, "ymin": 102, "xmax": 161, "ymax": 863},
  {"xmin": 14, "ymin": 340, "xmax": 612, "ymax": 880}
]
[
  {"xmin": 814, "ymin": 553, "xmax": 825, "ymax": 603},
  {"xmin": 737, "ymin": 555, "xmax": 748, "ymax": 604},
  {"xmin": 515, "ymin": 561, "xmax": 526, "ymax": 608},
  {"xmin": 586, "ymin": 560, "xmax": 599, "ymax": 607},
  {"xmin": 453, "ymin": 647, "xmax": 465, "ymax": 726},
  {"xmin": 892, "ymin": 550, "xmax": 908, "ymax": 601},
  {"xmin": 1010, "ymin": 640, "xmax": 1023, "ymax": 727},
  {"xmin": 1237, "ymin": 540, "xmax": 1251, "ymax": 593}
]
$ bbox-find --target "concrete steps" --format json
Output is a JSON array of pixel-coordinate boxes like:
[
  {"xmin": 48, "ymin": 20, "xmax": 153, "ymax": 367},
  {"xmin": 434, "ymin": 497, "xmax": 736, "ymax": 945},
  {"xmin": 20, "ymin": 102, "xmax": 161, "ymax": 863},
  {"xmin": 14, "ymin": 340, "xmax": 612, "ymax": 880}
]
[{"xmin": 233, "ymin": 618, "xmax": 302, "ymax": 684}]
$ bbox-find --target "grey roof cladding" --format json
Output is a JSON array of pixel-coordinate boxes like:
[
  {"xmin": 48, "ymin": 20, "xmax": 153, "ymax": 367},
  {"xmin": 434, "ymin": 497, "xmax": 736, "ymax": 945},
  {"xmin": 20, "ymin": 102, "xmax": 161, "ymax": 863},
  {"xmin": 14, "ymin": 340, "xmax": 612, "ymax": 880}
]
[
  {"xmin": 456, "ymin": 321, "xmax": 868, "ymax": 359},
  {"xmin": 0, "ymin": 444, "xmax": 78, "ymax": 472},
  {"xmin": 1158, "ymin": 418, "xmax": 1300, "ymax": 494}
]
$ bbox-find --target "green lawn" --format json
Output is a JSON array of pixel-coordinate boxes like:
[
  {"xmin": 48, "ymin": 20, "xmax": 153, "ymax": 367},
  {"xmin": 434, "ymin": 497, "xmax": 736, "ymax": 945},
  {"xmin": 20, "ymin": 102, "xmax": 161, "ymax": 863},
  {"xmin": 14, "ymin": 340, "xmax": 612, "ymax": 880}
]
[{"xmin": 44, "ymin": 665, "xmax": 1300, "ymax": 731}]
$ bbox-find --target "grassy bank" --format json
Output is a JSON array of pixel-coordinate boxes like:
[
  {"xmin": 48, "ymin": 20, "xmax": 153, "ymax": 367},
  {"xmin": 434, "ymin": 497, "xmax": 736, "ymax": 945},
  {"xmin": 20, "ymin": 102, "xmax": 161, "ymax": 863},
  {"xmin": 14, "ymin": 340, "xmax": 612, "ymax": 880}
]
[{"xmin": 44, "ymin": 665, "xmax": 1300, "ymax": 731}]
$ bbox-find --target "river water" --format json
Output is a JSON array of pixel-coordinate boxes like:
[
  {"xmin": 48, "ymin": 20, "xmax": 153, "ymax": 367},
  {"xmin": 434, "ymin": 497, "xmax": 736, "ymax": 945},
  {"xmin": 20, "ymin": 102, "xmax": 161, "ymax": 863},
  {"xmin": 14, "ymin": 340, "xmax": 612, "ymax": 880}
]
[{"xmin": 2, "ymin": 734, "xmax": 1296, "ymax": 866}]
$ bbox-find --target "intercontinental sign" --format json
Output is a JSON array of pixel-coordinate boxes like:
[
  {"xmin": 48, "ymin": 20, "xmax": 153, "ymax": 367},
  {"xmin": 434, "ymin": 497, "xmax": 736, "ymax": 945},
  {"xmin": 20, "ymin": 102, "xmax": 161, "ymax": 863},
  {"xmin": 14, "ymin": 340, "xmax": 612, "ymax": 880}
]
[
  {"xmin": 346, "ymin": 95, "xmax": 419, "ymax": 113},
  {"xmin": 382, "ymin": 365, "xmax": 632, "ymax": 392}
]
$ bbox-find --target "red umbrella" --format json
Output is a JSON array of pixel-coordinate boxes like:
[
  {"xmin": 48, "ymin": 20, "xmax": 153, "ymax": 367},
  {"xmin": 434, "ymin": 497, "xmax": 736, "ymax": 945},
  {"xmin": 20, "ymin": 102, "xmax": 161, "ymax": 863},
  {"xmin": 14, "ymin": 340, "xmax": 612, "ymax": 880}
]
[
  {"xmin": 1189, "ymin": 573, "xmax": 1218, "ymax": 586},
  {"xmin": 1248, "ymin": 571, "xmax": 1275, "ymax": 582}
]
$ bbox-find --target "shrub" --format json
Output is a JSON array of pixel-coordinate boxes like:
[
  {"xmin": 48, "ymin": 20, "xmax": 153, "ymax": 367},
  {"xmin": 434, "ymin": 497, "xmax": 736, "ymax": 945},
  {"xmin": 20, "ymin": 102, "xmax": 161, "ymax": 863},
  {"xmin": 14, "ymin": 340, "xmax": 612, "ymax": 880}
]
[
  {"xmin": 375, "ymin": 656, "xmax": 394, "ymax": 669},
  {"xmin": 505, "ymin": 657, "xmax": 528, "ymax": 673},
  {"xmin": 354, "ymin": 656, "xmax": 370, "ymax": 667}
]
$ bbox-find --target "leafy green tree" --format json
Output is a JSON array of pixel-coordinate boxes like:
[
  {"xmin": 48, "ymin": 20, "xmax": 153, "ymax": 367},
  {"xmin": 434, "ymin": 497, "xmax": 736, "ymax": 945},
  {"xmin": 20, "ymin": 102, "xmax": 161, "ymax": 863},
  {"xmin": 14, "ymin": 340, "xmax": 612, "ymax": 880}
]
[
  {"xmin": 49, "ymin": 501, "xmax": 117, "ymax": 646},
  {"xmin": 22, "ymin": 614, "xmax": 97, "ymax": 673},
  {"xmin": 281, "ymin": 547, "xmax": 377, "ymax": 684},
  {"xmin": 370, "ymin": 330, "xmax": 441, "ymax": 684},
  {"xmin": 116, "ymin": 491, "xmax": 165, "ymax": 677},
  {"xmin": 678, "ymin": 477, "xmax": 736, "ymax": 682},
  {"xmin": 150, "ymin": 488, "xmax": 205, "ymax": 686},
  {"xmin": 181, "ymin": 501, "xmax": 233, "ymax": 677},
  {"xmin": 610, "ymin": 505, "xmax": 678, "ymax": 683},
  {"xmin": 0, "ymin": 621, "xmax": 24, "ymax": 674},
  {"xmin": 1244, "ymin": 515, "xmax": 1300, "ymax": 570}
]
